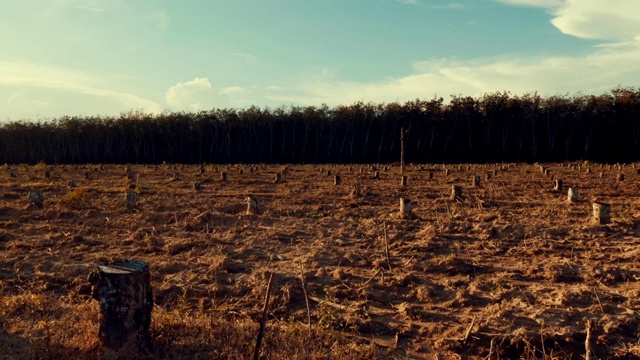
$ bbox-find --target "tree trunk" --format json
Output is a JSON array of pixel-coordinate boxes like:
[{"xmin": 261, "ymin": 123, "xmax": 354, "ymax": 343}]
[{"xmin": 90, "ymin": 260, "xmax": 153, "ymax": 359}]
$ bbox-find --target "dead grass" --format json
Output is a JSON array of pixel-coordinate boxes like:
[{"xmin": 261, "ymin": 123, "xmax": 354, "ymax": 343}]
[{"xmin": 2, "ymin": 163, "xmax": 640, "ymax": 359}]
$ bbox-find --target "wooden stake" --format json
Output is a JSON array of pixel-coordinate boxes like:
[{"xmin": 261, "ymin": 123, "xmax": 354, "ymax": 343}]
[
  {"xmin": 383, "ymin": 221, "xmax": 392, "ymax": 271},
  {"xmin": 585, "ymin": 319, "xmax": 593, "ymax": 360},
  {"xmin": 253, "ymin": 272, "xmax": 274, "ymax": 360},
  {"xmin": 400, "ymin": 126, "xmax": 405, "ymax": 174}
]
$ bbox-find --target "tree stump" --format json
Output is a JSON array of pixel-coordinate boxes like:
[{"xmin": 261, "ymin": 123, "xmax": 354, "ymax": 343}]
[
  {"xmin": 599, "ymin": 171, "xmax": 604, "ymax": 178},
  {"xmin": 485, "ymin": 172, "xmax": 492, "ymax": 180},
  {"xmin": 193, "ymin": 182, "xmax": 202, "ymax": 191},
  {"xmin": 617, "ymin": 173, "xmax": 624, "ymax": 182},
  {"xmin": 445, "ymin": 169, "xmax": 450, "ymax": 176},
  {"xmin": 334, "ymin": 175, "xmax": 341, "ymax": 185},
  {"xmin": 450, "ymin": 185, "xmax": 462, "ymax": 201},
  {"xmin": 373, "ymin": 171, "xmax": 380, "ymax": 179},
  {"xmin": 28, "ymin": 190, "xmax": 44, "ymax": 208},
  {"xmin": 273, "ymin": 173, "xmax": 282, "ymax": 184},
  {"xmin": 554, "ymin": 179, "xmax": 563, "ymax": 192},
  {"xmin": 247, "ymin": 195, "xmax": 259, "ymax": 215},
  {"xmin": 199, "ymin": 165, "xmax": 205, "ymax": 174},
  {"xmin": 567, "ymin": 188, "xmax": 578, "ymax": 203},
  {"xmin": 84, "ymin": 171, "xmax": 91, "ymax": 180},
  {"xmin": 9, "ymin": 169, "xmax": 16, "ymax": 178},
  {"xmin": 544, "ymin": 169, "xmax": 550, "ymax": 176},
  {"xmin": 428, "ymin": 172, "xmax": 434, "ymax": 180},
  {"xmin": 586, "ymin": 168, "xmax": 591, "ymax": 174},
  {"xmin": 399, "ymin": 198, "xmax": 412, "ymax": 218},
  {"xmin": 125, "ymin": 190, "xmax": 138, "ymax": 210},
  {"xmin": 89, "ymin": 260, "xmax": 153, "ymax": 359},
  {"xmin": 44, "ymin": 170, "xmax": 51, "ymax": 179},
  {"xmin": 220, "ymin": 172, "xmax": 227, "ymax": 182},
  {"xmin": 400, "ymin": 176, "xmax": 407, "ymax": 187},
  {"xmin": 592, "ymin": 202, "xmax": 611, "ymax": 224},
  {"xmin": 351, "ymin": 183, "xmax": 362, "ymax": 198},
  {"xmin": 493, "ymin": 169, "xmax": 498, "ymax": 176},
  {"xmin": 472, "ymin": 176, "xmax": 481, "ymax": 187}
]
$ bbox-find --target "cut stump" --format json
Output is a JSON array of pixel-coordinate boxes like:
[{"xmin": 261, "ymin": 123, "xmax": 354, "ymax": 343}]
[
  {"xmin": 592, "ymin": 202, "xmax": 611, "ymax": 224},
  {"xmin": 89, "ymin": 260, "xmax": 153, "ymax": 359}
]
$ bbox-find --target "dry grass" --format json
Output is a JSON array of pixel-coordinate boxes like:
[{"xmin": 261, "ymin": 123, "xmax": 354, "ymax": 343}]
[{"xmin": 2, "ymin": 162, "xmax": 640, "ymax": 359}]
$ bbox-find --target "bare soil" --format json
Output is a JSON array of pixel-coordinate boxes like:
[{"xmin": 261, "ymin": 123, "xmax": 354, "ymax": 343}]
[{"xmin": 1, "ymin": 162, "xmax": 640, "ymax": 359}]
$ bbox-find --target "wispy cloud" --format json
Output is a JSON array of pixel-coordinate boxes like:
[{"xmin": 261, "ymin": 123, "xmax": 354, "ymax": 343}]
[
  {"xmin": 0, "ymin": 61, "xmax": 162, "ymax": 117},
  {"xmin": 260, "ymin": 41, "xmax": 640, "ymax": 107}
]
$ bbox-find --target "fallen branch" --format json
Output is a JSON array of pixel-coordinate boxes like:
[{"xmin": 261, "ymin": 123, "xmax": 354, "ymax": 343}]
[
  {"xmin": 362, "ymin": 268, "xmax": 382, "ymax": 287},
  {"xmin": 463, "ymin": 316, "xmax": 476, "ymax": 343},
  {"xmin": 253, "ymin": 272, "xmax": 274, "ymax": 360}
]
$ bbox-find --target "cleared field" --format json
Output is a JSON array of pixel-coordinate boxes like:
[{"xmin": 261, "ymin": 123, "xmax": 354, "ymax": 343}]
[{"xmin": 1, "ymin": 162, "xmax": 640, "ymax": 359}]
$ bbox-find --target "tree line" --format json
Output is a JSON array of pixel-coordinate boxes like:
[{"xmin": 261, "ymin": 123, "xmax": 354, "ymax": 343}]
[{"xmin": 1, "ymin": 87, "xmax": 639, "ymax": 165}]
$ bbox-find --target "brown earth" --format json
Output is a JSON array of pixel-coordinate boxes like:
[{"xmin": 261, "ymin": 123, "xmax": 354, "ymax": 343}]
[{"xmin": 1, "ymin": 162, "xmax": 640, "ymax": 359}]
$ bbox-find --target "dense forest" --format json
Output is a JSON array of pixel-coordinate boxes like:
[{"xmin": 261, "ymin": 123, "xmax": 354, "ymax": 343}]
[{"xmin": 1, "ymin": 88, "xmax": 640, "ymax": 165}]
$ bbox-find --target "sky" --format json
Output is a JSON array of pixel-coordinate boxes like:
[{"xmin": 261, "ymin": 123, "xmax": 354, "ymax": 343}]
[{"xmin": 2, "ymin": 0, "xmax": 640, "ymax": 122}]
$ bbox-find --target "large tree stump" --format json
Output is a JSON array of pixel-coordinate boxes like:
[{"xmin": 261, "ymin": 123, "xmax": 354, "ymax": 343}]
[
  {"xmin": 592, "ymin": 202, "xmax": 611, "ymax": 224},
  {"xmin": 400, "ymin": 176, "xmax": 407, "ymax": 187},
  {"xmin": 567, "ymin": 188, "xmax": 578, "ymax": 202},
  {"xmin": 90, "ymin": 260, "xmax": 153, "ymax": 359},
  {"xmin": 617, "ymin": 173, "xmax": 625, "ymax": 182},
  {"xmin": 334, "ymin": 175, "xmax": 341, "ymax": 185}
]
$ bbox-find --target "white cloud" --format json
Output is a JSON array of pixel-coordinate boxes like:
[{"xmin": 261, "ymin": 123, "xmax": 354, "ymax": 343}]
[
  {"xmin": 496, "ymin": 0, "xmax": 640, "ymax": 41},
  {"xmin": 165, "ymin": 77, "xmax": 218, "ymax": 111},
  {"xmin": 263, "ymin": 43, "xmax": 640, "ymax": 106}
]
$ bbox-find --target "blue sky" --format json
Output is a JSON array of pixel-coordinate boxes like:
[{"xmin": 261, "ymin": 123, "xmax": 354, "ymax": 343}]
[{"xmin": 2, "ymin": 0, "xmax": 639, "ymax": 121}]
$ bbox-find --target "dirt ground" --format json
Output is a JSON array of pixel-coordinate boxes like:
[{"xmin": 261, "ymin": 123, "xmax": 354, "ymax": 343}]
[{"xmin": 1, "ymin": 162, "xmax": 640, "ymax": 359}]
